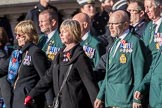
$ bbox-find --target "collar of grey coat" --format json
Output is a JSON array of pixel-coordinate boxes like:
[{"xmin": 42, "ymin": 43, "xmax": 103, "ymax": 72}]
[{"xmin": 54, "ymin": 44, "xmax": 84, "ymax": 65}]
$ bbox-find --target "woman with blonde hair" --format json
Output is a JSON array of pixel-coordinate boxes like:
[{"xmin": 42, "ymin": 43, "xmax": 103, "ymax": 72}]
[
  {"xmin": 0, "ymin": 20, "xmax": 51, "ymax": 108},
  {"xmin": 24, "ymin": 19, "xmax": 99, "ymax": 108}
]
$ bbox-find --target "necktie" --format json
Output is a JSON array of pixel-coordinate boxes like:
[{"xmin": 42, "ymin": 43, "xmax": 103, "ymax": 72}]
[
  {"xmin": 149, "ymin": 23, "xmax": 157, "ymax": 44},
  {"xmin": 44, "ymin": 35, "xmax": 48, "ymax": 44},
  {"xmin": 109, "ymin": 38, "xmax": 120, "ymax": 64}
]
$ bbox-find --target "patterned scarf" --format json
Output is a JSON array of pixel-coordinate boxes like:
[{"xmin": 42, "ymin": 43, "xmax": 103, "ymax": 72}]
[{"xmin": 7, "ymin": 50, "xmax": 22, "ymax": 86}]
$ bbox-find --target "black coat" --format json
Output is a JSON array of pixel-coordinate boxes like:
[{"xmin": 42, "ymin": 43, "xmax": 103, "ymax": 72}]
[
  {"xmin": 0, "ymin": 42, "xmax": 52, "ymax": 108},
  {"xmin": 29, "ymin": 44, "xmax": 99, "ymax": 108}
]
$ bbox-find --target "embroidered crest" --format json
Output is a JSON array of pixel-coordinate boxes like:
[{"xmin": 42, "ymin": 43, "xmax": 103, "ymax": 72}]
[
  {"xmin": 120, "ymin": 54, "xmax": 127, "ymax": 64},
  {"xmin": 83, "ymin": 45, "xmax": 95, "ymax": 58}
]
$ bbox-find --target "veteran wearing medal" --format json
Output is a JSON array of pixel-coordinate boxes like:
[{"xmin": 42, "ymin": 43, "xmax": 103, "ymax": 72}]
[
  {"xmin": 132, "ymin": 0, "xmax": 162, "ymax": 107},
  {"xmin": 94, "ymin": 10, "xmax": 145, "ymax": 108},
  {"xmin": 0, "ymin": 20, "xmax": 53, "ymax": 108},
  {"xmin": 140, "ymin": 0, "xmax": 162, "ymax": 66},
  {"xmin": 37, "ymin": 9, "xmax": 63, "ymax": 62},
  {"xmin": 133, "ymin": 0, "xmax": 162, "ymax": 108},
  {"xmin": 73, "ymin": 13, "xmax": 106, "ymax": 69}
]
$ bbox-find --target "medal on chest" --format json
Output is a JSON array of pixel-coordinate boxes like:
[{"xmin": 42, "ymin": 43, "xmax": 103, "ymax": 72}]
[
  {"xmin": 154, "ymin": 33, "xmax": 162, "ymax": 50},
  {"xmin": 83, "ymin": 45, "xmax": 95, "ymax": 58},
  {"xmin": 23, "ymin": 51, "xmax": 32, "ymax": 65},
  {"xmin": 120, "ymin": 40, "xmax": 133, "ymax": 53},
  {"xmin": 63, "ymin": 52, "xmax": 71, "ymax": 62}
]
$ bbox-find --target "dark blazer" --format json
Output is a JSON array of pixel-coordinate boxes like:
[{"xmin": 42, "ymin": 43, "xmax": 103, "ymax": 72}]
[
  {"xmin": 28, "ymin": 44, "xmax": 99, "ymax": 108},
  {"xmin": 25, "ymin": 4, "xmax": 58, "ymax": 34},
  {"xmin": 0, "ymin": 42, "xmax": 51, "ymax": 108}
]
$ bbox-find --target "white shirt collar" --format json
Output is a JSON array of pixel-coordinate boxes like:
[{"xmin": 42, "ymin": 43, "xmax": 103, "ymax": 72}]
[
  {"xmin": 119, "ymin": 29, "xmax": 130, "ymax": 40},
  {"xmin": 82, "ymin": 31, "xmax": 89, "ymax": 41},
  {"xmin": 154, "ymin": 17, "xmax": 162, "ymax": 33},
  {"xmin": 47, "ymin": 29, "xmax": 57, "ymax": 42}
]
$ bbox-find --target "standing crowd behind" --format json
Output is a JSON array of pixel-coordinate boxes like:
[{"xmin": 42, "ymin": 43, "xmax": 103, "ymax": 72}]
[{"xmin": 0, "ymin": 0, "xmax": 162, "ymax": 108}]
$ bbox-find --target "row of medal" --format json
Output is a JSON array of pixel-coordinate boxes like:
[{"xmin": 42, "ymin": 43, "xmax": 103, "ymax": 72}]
[
  {"xmin": 23, "ymin": 53, "xmax": 31, "ymax": 65},
  {"xmin": 119, "ymin": 42, "xmax": 133, "ymax": 53},
  {"xmin": 83, "ymin": 45, "xmax": 95, "ymax": 59},
  {"xmin": 154, "ymin": 33, "xmax": 162, "ymax": 49},
  {"xmin": 46, "ymin": 46, "xmax": 61, "ymax": 60},
  {"xmin": 46, "ymin": 46, "xmax": 61, "ymax": 55}
]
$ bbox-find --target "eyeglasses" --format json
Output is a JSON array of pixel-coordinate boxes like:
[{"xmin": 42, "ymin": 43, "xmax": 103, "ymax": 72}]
[
  {"xmin": 127, "ymin": 9, "xmax": 141, "ymax": 13},
  {"xmin": 107, "ymin": 22, "xmax": 124, "ymax": 26},
  {"xmin": 15, "ymin": 33, "xmax": 25, "ymax": 38}
]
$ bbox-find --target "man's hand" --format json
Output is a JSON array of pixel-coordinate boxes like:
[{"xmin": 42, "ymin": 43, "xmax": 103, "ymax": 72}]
[
  {"xmin": 132, "ymin": 102, "xmax": 142, "ymax": 108},
  {"xmin": 94, "ymin": 98, "xmax": 103, "ymax": 108},
  {"xmin": 24, "ymin": 96, "xmax": 32, "ymax": 105}
]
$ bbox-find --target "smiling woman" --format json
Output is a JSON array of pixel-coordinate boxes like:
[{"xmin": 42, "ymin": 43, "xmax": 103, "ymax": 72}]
[
  {"xmin": 14, "ymin": 20, "xmax": 38, "ymax": 47},
  {"xmin": 0, "ymin": 20, "xmax": 52, "ymax": 108}
]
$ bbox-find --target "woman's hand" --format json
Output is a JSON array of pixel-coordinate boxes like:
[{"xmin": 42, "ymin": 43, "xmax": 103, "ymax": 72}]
[
  {"xmin": 24, "ymin": 96, "xmax": 32, "ymax": 105},
  {"xmin": 94, "ymin": 98, "xmax": 103, "ymax": 108}
]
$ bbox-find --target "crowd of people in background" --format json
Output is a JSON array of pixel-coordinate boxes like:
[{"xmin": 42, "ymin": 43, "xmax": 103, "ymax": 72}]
[{"xmin": 0, "ymin": 0, "xmax": 161, "ymax": 108}]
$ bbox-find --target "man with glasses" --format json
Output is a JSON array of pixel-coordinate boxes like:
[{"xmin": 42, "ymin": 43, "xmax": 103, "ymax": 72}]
[
  {"xmin": 127, "ymin": 0, "xmax": 149, "ymax": 37},
  {"xmin": 94, "ymin": 10, "xmax": 145, "ymax": 108},
  {"xmin": 133, "ymin": 0, "xmax": 162, "ymax": 107}
]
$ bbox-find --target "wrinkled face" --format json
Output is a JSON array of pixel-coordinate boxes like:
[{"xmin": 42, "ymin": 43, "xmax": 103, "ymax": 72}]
[
  {"xmin": 81, "ymin": 4, "xmax": 96, "ymax": 18},
  {"xmin": 39, "ymin": 13, "xmax": 53, "ymax": 34},
  {"xmin": 127, "ymin": 2, "xmax": 143, "ymax": 25},
  {"xmin": 144, "ymin": 0, "xmax": 160, "ymax": 20},
  {"xmin": 15, "ymin": 32, "xmax": 27, "ymax": 47},
  {"xmin": 108, "ymin": 14, "xmax": 126, "ymax": 37},
  {"xmin": 60, "ymin": 27, "xmax": 73, "ymax": 45}
]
